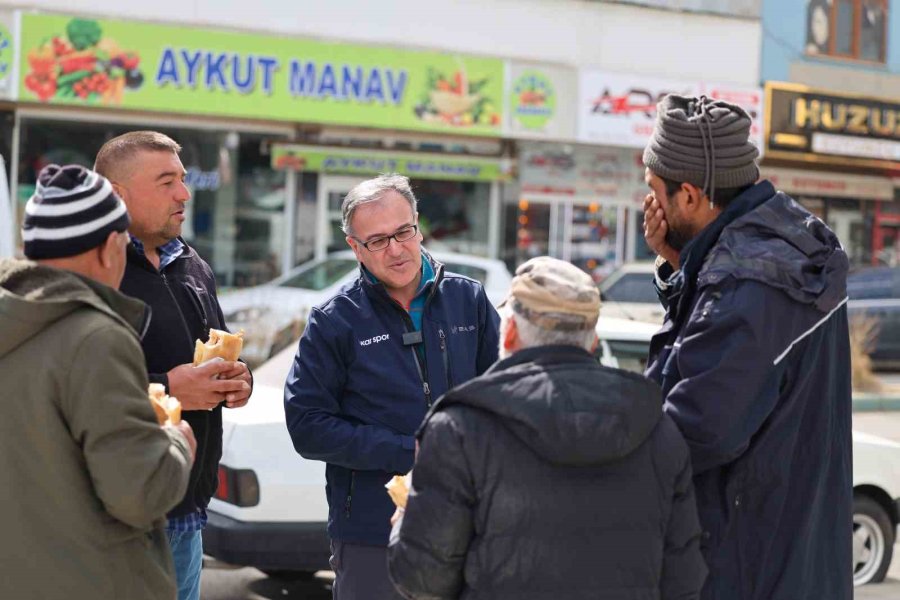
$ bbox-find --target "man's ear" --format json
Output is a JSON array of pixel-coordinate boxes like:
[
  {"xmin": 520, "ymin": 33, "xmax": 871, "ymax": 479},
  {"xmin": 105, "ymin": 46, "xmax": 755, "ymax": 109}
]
[
  {"xmin": 503, "ymin": 313, "xmax": 519, "ymax": 352},
  {"xmin": 680, "ymin": 182, "xmax": 707, "ymax": 215},
  {"xmin": 97, "ymin": 230, "xmax": 120, "ymax": 269},
  {"xmin": 346, "ymin": 236, "xmax": 363, "ymax": 261},
  {"xmin": 111, "ymin": 182, "xmax": 128, "ymax": 204}
]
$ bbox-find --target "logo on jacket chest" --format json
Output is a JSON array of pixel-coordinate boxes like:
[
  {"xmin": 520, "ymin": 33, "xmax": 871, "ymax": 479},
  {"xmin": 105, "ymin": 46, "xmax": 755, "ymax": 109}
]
[
  {"xmin": 359, "ymin": 334, "xmax": 391, "ymax": 347},
  {"xmin": 450, "ymin": 325, "xmax": 476, "ymax": 334}
]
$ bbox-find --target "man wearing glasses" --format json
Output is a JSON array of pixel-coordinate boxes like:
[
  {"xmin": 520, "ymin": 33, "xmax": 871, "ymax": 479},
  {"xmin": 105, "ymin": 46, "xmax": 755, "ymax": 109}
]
[{"xmin": 284, "ymin": 173, "xmax": 500, "ymax": 600}]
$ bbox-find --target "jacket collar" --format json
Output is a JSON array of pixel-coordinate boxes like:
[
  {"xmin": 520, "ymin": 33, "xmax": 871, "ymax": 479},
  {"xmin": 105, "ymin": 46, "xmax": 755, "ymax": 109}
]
[
  {"xmin": 127, "ymin": 236, "xmax": 194, "ymax": 272},
  {"xmin": 358, "ymin": 248, "xmax": 445, "ymax": 308},
  {"xmin": 486, "ymin": 345, "xmax": 596, "ymax": 375}
]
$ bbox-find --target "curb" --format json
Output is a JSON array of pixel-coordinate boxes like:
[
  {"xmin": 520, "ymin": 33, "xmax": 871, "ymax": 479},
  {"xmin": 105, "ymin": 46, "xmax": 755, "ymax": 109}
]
[{"xmin": 853, "ymin": 395, "xmax": 900, "ymax": 412}]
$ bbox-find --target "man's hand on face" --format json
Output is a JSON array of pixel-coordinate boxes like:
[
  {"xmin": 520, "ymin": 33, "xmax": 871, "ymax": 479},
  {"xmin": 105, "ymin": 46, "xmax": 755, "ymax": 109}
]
[
  {"xmin": 643, "ymin": 194, "xmax": 680, "ymax": 270},
  {"xmin": 167, "ymin": 360, "xmax": 250, "ymax": 411},
  {"xmin": 219, "ymin": 361, "xmax": 253, "ymax": 409}
]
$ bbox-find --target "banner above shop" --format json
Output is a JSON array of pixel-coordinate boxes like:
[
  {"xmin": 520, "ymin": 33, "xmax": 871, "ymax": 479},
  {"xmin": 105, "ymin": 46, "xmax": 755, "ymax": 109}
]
[
  {"xmin": 765, "ymin": 82, "xmax": 900, "ymax": 171},
  {"xmin": 763, "ymin": 167, "xmax": 894, "ymax": 201},
  {"xmin": 519, "ymin": 142, "xmax": 646, "ymax": 205},
  {"xmin": 0, "ymin": 11, "xmax": 17, "ymax": 100},
  {"xmin": 18, "ymin": 13, "xmax": 505, "ymax": 137},
  {"xmin": 577, "ymin": 70, "xmax": 764, "ymax": 152},
  {"xmin": 505, "ymin": 62, "xmax": 577, "ymax": 141},
  {"xmin": 271, "ymin": 145, "xmax": 508, "ymax": 182}
]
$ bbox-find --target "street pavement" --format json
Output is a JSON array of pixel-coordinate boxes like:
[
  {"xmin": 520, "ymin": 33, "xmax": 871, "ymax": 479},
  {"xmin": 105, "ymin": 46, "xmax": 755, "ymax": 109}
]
[{"xmin": 200, "ymin": 404, "xmax": 900, "ymax": 599}]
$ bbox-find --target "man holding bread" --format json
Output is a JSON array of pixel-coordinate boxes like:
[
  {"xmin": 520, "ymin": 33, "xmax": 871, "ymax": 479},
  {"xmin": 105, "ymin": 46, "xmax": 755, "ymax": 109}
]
[
  {"xmin": 95, "ymin": 131, "xmax": 252, "ymax": 600},
  {"xmin": 285, "ymin": 174, "xmax": 500, "ymax": 600},
  {"xmin": 0, "ymin": 164, "xmax": 195, "ymax": 600}
]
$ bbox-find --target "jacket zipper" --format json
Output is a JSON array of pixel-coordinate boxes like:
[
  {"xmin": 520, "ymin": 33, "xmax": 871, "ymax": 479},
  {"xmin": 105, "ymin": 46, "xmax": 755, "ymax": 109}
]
[
  {"xmin": 438, "ymin": 328, "xmax": 453, "ymax": 390},
  {"xmin": 366, "ymin": 260, "xmax": 444, "ymax": 408},
  {"xmin": 160, "ymin": 272, "xmax": 197, "ymax": 355},
  {"xmin": 344, "ymin": 470, "xmax": 355, "ymax": 518},
  {"xmin": 183, "ymin": 284, "xmax": 209, "ymax": 332}
]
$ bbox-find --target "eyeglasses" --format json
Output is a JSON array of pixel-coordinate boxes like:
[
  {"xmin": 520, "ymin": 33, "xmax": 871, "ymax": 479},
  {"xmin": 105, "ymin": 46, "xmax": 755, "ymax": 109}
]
[{"xmin": 356, "ymin": 224, "xmax": 418, "ymax": 252}]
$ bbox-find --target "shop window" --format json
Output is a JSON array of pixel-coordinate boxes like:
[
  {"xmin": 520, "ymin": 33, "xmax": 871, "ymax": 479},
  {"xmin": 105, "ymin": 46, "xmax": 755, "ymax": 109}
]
[
  {"xmin": 807, "ymin": 0, "xmax": 888, "ymax": 62},
  {"xmin": 17, "ymin": 119, "xmax": 287, "ymax": 287},
  {"xmin": 414, "ymin": 179, "xmax": 490, "ymax": 257}
]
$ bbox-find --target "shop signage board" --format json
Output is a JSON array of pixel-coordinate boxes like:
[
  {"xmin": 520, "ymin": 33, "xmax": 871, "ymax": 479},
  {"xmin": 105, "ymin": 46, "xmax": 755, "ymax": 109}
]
[
  {"xmin": 519, "ymin": 142, "xmax": 645, "ymax": 204},
  {"xmin": 506, "ymin": 62, "xmax": 577, "ymax": 141},
  {"xmin": 765, "ymin": 82, "xmax": 900, "ymax": 171},
  {"xmin": 18, "ymin": 13, "xmax": 505, "ymax": 137},
  {"xmin": 271, "ymin": 144, "xmax": 507, "ymax": 182},
  {"xmin": 0, "ymin": 11, "xmax": 17, "ymax": 100},
  {"xmin": 763, "ymin": 167, "xmax": 894, "ymax": 201},
  {"xmin": 577, "ymin": 70, "xmax": 764, "ymax": 152}
]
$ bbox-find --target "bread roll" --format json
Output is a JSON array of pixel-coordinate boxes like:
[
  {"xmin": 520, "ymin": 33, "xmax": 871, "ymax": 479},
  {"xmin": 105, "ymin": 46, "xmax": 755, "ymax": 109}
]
[
  {"xmin": 193, "ymin": 329, "xmax": 244, "ymax": 366},
  {"xmin": 148, "ymin": 383, "xmax": 182, "ymax": 425},
  {"xmin": 385, "ymin": 472, "xmax": 412, "ymax": 509}
]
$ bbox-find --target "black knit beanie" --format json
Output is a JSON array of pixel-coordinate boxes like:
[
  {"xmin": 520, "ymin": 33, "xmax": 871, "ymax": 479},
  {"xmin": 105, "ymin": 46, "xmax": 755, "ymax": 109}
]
[
  {"xmin": 22, "ymin": 164, "xmax": 130, "ymax": 260},
  {"xmin": 643, "ymin": 94, "xmax": 759, "ymax": 202}
]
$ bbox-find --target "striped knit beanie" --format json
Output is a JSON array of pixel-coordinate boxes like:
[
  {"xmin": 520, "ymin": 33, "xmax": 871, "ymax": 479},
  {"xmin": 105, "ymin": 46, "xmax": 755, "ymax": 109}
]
[
  {"xmin": 643, "ymin": 94, "xmax": 759, "ymax": 203},
  {"xmin": 23, "ymin": 164, "xmax": 130, "ymax": 260}
]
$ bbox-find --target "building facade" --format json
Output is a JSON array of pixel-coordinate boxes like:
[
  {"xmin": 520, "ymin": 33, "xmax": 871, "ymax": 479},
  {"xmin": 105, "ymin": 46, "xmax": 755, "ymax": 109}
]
[
  {"xmin": 0, "ymin": 1, "xmax": 761, "ymax": 284},
  {"xmin": 761, "ymin": 0, "xmax": 900, "ymax": 267}
]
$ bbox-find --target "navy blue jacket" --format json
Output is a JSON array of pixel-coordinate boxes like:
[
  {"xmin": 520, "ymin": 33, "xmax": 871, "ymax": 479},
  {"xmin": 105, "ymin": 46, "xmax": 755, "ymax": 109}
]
[
  {"xmin": 646, "ymin": 181, "xmax": 853, "ymax": 600},
  {"xmin": 284, "ymin": 252, "xmax": 500, "ymax": 546}
]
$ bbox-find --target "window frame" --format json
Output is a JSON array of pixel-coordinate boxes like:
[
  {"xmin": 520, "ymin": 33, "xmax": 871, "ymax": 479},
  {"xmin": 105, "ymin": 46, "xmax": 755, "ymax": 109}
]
[{"xmin": 818, "ymin": 0, "xmax": 889, "ymax": 63}]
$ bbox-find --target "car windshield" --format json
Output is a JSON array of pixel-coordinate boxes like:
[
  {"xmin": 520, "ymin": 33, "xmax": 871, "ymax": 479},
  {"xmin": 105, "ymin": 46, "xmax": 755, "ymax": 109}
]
[
  {"xmin": 278, "ymin": 259, "xmax": 357, "ymax": 290},
  {"xmin": 601, "ymin": 273, "xmax": 659, "ymax": 304},
  {"xmin": 444, "ymin": 263, "xmax": 487, "ymax": 284}
]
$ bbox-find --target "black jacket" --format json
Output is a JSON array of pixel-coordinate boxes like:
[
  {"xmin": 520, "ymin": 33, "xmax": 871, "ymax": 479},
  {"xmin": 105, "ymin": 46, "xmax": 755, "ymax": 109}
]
[
  {"xmin": 647, "ymin": 181, "xmax": 852, "ymax": 600},
  {"xmin": 388, "ymin": 346, "xmax": 706, "ymax": 600},
  {"xmin": 121, "ymin": 240, "xmax": 233, "ymax": 519}
]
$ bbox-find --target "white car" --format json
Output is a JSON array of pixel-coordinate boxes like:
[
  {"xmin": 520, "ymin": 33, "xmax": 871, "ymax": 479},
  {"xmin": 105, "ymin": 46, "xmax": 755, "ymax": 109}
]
[
  {"xmin": 598, "ymin": 262, "xmax": 665, "ymax": 325},
  {"xmin": 218, "ymin": 250, "xmax": 513, "ymax": 366},
  {"xmin": 204, "ymin": 317, "xmax": 900, "ymax": 588}
]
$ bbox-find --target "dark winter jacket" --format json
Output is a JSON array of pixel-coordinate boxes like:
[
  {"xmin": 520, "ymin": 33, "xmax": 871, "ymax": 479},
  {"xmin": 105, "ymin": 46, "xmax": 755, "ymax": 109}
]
[
  {"xmin": 121, "ymin": 239, "xmax": 237, "ymax": 519},
  {"xmin": 388, "ymin": 345, "xmax": 707, "ymax": 600},
  {"xmin": 646, "ymin": 181, "xmax": 852, "ymax": 600},
  {"xmin": 284, "ymin": 252, "xmax": 501, "ymax": 547}
]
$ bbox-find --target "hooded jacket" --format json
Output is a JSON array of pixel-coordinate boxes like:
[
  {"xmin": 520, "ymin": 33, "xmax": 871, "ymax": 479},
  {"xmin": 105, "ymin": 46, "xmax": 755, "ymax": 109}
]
[
  {"xmin": 646, "ymin": 181, "xmax": 853, "ymax": 600},
  {"xmin": 0, "ymin": 259, "xmax": 192, "ymax": 600},
  {"xmin": 388, "ymin": 345, "xmax": 707, "ymax": 600}
]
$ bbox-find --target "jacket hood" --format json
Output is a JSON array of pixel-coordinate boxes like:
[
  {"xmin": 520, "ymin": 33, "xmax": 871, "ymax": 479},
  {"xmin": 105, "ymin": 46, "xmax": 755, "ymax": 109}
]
[
  {"xmin": 432, "ymin": 346, "xmax": 663, "ymax": 466},
  {"xmin": 0, "ymin": 258, "xmax": 148, "ymax": 359},
  {"xmin": 700, "ymin": 182, "xmax": 849, "ymax": 313}
]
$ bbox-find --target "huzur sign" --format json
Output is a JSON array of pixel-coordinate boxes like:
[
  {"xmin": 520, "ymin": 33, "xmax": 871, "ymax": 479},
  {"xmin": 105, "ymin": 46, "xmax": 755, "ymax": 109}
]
[{"xmin": 765, "ymin": 82, "xmax": 900, "ymax": 170}]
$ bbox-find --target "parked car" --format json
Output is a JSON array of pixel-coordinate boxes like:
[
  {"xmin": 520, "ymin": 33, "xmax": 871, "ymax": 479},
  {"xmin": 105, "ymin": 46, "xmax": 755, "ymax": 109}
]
[
  {"xmin": 219, "ymin": 250, "xmax": 513, "ymax": 366},
  {"xmin": 204, "ymin": 302, "xmax": 900, "ymax": 588},
  {"xmin": 598, "ymin": 262, "xmax": 665, "ymax": 324},
  {"xmin": 847, "ymin": 266, "xmax": 900, "ymax": 370}
]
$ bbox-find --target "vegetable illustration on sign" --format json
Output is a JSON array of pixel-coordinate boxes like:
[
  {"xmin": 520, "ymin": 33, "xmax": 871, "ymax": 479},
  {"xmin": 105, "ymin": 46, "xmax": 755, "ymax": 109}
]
[
  {"xmin": 24, "ymin": 18, "xmax": 144, "ymax": 103},
  {"xmin": 414, "ymin": 61, "xmax": 500, "ymax": 128}
]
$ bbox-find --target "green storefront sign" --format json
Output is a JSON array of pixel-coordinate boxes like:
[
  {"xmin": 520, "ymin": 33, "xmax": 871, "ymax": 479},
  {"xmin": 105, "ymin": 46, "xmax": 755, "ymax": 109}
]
[
  {"xmin": 272, "ymin": 145, "xmax": 507, "ymax": 182},
  {"xmin": 19, "ymin": 14, "xmax": 504, "ymax": 136}
]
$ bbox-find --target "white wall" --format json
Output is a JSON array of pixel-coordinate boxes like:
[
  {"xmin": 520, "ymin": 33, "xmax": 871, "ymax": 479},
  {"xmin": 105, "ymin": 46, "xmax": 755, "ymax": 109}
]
[{"xmin": 3, "ymin": 0, "xmax": 761, "ymax": 85}]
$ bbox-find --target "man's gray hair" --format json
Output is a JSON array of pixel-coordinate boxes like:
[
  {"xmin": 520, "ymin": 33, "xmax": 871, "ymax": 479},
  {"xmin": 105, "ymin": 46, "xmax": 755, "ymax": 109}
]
[
  {"xmin": 341, "ymin": 173, "xmax": 418, "ymax": 236},
  {"xmin": 499, "ymin": 304, "xmax": 596, "ymax": 357}
]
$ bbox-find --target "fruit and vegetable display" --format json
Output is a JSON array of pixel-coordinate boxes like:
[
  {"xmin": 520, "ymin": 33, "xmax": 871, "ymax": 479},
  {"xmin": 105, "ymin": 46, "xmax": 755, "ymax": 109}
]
[
  {"xmin": 414, "ymin": 66, "xmax": 500, "ymax": 128},
  {"xmin": 24, "ymin": 18, "xmax": 144, "ymax": 103}
]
